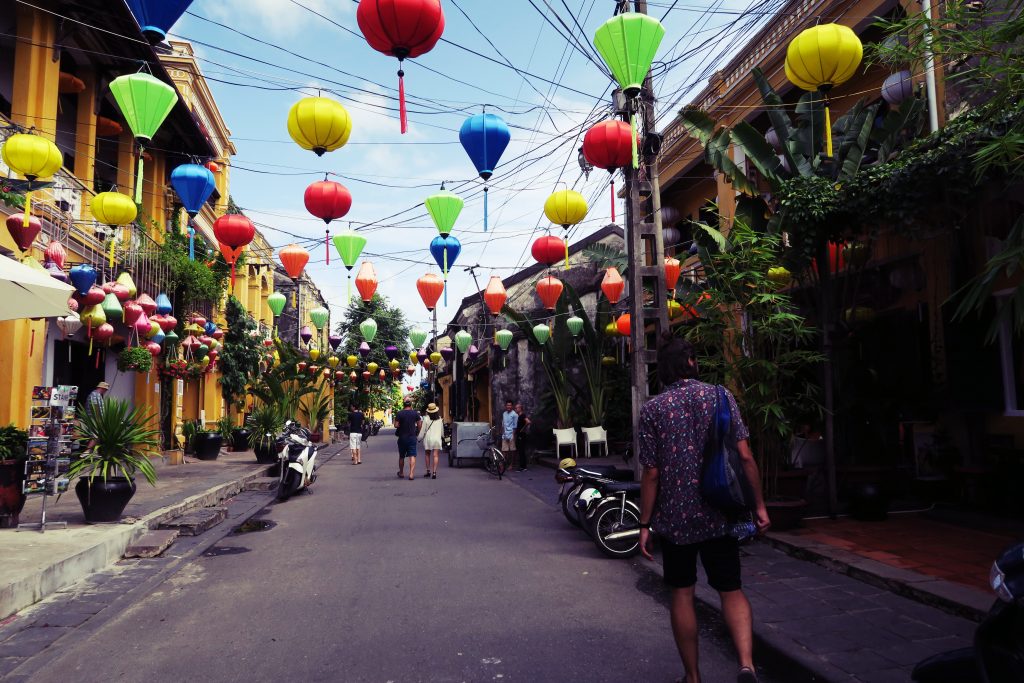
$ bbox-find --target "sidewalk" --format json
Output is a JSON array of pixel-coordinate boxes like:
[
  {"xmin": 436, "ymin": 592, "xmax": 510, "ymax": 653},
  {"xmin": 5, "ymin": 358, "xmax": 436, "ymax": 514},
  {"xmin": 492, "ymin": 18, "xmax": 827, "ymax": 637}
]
[{"xmin": 0, "ymin": 445, "xmax": 344, "ymax": 621}]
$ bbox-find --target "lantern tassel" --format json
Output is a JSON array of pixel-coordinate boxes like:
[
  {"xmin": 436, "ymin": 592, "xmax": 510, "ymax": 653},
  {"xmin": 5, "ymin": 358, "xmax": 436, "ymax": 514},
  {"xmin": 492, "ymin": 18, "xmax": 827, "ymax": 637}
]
[
  {"xmin": 135, "ymin": 149, "xmax": 144, "ymax": 205},
  {"xmin": 325, "ymin": 229, "xmax": 330, "ymax": 266},
  {"xmin": 347, "ymin": 275, "xmax": 352, "ymax": 305},
  {"xmin": 22, "ymin": 190, "xmax": 32, "ymax": 228},
  {"xmin": 484, "ymin": 186, "xmax": 489, "ymax": 232},
  {"xmin": 88, "ymin": 325, "xmax": 93, "ymax": 356},
  {"xmin": 610, "ymin": 179, "xmax": 616, "ymax": 223},
  {"xmin": 824, "ymin": 102, "xmax": 833, "ymax": 157},
  {"xmin": 630, "ymin": 113, "xmax": 639, "ymax": 169},
  {"xmin": 188, "ymin": 223, "xmax": 195, "ymax": 261},
  {"xmin": 398, "ymin": 68, "xmax": 408, "ymax": 135},
  {"xmin": 564, "ymin": 230, "xmax": 570, "ymax": 270},
  {"xmin": 108, "ymin": 230, "xmax": 116, "ymax": 268}
]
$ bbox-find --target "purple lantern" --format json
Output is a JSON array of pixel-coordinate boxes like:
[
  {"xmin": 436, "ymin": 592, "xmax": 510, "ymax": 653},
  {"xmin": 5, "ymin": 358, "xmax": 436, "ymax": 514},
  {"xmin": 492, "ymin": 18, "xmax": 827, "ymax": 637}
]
[
  {"xmin": 440, "ymin": 347, "xmax": 455, "ymax": 362},
  {"xmin": 328, "ymin": 334, "xmax": 343, "ymax": 351},
  {"xmin": 385, "ymin": 345, "xmax": 399, "ymax": 360},
  {"xmin": 416, "ymin": 348, "xmax": 428, "ymax": 364},
  {"xmin": 468, "ymin": 344, "xmax": 480, "ymax": 360},
  {"xmin": 359, "ymin": 341, "xmax": 371, "ymax": 358},
  {"xmin": 300, "ymin": 325, "xmax": 313, "ymax": 345},
  {"xmin": 45, "ymin": 260, "xmax": 69, "ymax": 283}
]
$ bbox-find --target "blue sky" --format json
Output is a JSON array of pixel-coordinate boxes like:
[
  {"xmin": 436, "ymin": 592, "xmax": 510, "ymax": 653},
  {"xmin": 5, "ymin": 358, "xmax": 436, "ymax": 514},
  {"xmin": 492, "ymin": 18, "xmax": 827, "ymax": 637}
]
[{"xmin": 170, "ymin": 0, "xmax": 765, "ymax": 334}]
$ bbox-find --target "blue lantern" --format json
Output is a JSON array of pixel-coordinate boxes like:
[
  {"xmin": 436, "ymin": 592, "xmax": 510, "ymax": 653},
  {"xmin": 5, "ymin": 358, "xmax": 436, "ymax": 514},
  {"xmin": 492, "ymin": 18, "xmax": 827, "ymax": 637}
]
[
  {"xmin": 155, "ymin": 292, "xmax": 173, "ymax": 315},
  {"xmin": 459, "ymin": 113, "xmax": 510, "ymax": 232},
  {"xmin": 204, "ymin": 321, "xmax": 217, "ymax": 336},
  {"xmin": 126, "ymin": 0, "xmax": 195, "ymax": 44},
  {"xmin": 69, "ymin": 264, "xmax": 97, "ymax": 297},
  {"xmin": 430, "ymin": 235, "xmax": 461, "ymax": 307},
  {"xmin": 420, "ymin": 380, "xmax": 430, "ymax": 390},
  {"xmin": 171, "ymin": 164, "xmax": 216, "ymax": 261}
]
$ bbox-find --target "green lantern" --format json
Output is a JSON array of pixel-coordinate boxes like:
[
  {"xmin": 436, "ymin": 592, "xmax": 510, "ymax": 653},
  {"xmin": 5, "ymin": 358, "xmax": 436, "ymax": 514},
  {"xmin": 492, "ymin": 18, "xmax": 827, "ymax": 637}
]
[
  {"xmin": 101, "ymin": 292, "xmax": 124, "ymax": 323},
  {"xmin": 533, "ymin": 324, "xmax": 551, "ymax": 345},
  {"xmin": 495, "ymin": 329, "xmax": 514, "ymax": 351},
  {"xmin": 164, "ymin": 330, "xmax": 179, "ymax": 346},
  {"xmin": 309, "ymin": 306, "xmax": 330, "ymax": 331},
  {"xmin": 424, "ymin": 191, "xmax": 464, "ymax": 237},
  {"xmin": 593, "ymin": 13, "xmax": 665, "ymax": 168},
  {"xmin": 109, "ymin": 71, "xmax": 179, "ymax": 204},
  {"xmin": 196, "ymin": 344, "xmax": 209, "ymax": 359},
  {"xmin": 360, "ymin": 318, "xmax": 378, "ymax": 343},
  {"xmin": 267, "ymin": 291, "xmax": 287, "ymax": 317},
  {"xmin": 410, "ymin": 328, "xmax": 428, "ymax": 348},
  {"xmin": 332, "ymin": 229, "xmax": 367, "ymax": 270},
  {"xmin": 454, "ymin": 330, "xmax": 473, "ymax": 354},
  {"xmin": 566, "ymin": 316, "xmax": 584, "ymax": 337}
]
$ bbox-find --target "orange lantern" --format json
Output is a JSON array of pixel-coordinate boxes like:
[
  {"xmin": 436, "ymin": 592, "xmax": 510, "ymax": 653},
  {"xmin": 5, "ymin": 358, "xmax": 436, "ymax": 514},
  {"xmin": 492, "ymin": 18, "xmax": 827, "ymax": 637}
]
[
  {"xmin": 355, "ymin": 261, "xmax": 378, "ymax": 302},
  {"xmin": 665, "ymin": 257, "xmax": 682, "ymax": 297},
  {"xmin": 483, "ymin": 275, "xmax": 507, "ymax": 317},
  {"xmin": 417, "ymin": 272, "xmax": 445, "ymax": 312},
  {"xmin": 279, "ymin": 244, "xmax": 309, "ymax": 280},
  {"xmin": 536, "ymin": 275, "xmax": 563, "ymax": 311},
  {"xmin": 616, "ymin": 313, "xmax": 631, "ymax": 337},
  {"xmin": 601, "ymin": 267, "xmax": 625, "ymax": 304}
]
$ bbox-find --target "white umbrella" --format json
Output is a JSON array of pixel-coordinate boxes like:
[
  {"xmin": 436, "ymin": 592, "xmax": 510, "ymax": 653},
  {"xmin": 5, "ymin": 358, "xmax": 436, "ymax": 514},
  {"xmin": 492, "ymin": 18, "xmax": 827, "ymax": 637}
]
[{"xmin": 0, "ymin": 254, "xmax": 74, "ymax": 321}]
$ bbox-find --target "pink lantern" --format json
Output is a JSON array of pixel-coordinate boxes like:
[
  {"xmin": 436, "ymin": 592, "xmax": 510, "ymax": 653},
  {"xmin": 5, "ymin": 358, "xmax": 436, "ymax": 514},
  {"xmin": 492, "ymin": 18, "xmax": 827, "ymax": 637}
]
[
  {"xmin": 136, "ymin": 293, "xmax": 157, "ymax": 315},
  {"xmin": 123, "ymin": 301, "xmax": 143, "ymax": 326},
  {"xmin": 157, "ymin": 315, "xmax": 178, "ymax": 333},
  {"xmin": 81, "ymin": 286, "xmax": 105, "ymax": 306},
  {"xmin": 111, "ymin": 283, "xmax": 130, "ymax": 302},
  {"xmin": 212, "ymin": 329, "xmax": 224, "ymax": 341},
  {"xmin": 93, "ymin": 323, "xmax": 115, "ymax": 344},
  {"xmin": 145, "ymin": 341, "xmax": 162, "ymax": 357},
  {"xmin": 45, "ymin": 241, "xmax": 66, "ymax": 269},
  {"xmin": 133, "ymin": 312, "xmax": 151, "ymax": 338}
]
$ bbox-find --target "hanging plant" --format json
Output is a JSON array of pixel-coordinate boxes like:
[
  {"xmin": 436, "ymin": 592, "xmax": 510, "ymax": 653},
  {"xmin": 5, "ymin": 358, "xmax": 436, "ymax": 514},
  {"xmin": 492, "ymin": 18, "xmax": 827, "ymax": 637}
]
[{"xmin": 117, "ymin": 346, "xmax": 153, "ymax": 373}]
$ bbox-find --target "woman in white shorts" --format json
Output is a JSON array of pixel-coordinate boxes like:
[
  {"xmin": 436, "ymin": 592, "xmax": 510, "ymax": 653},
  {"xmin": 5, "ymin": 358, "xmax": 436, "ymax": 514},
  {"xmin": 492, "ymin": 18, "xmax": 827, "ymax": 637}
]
[
  {"xmin": 348, "ymin": 406, "xmax": 364, "ymax": 465},
  {"xmin": 417, "ymin": 403, "xmax": 445, "ymax": 479}
]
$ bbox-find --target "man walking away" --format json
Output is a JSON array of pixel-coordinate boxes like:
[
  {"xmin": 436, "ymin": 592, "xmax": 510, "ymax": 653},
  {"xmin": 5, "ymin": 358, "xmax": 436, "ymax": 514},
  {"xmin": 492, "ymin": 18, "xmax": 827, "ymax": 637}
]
[
  {"xmin": 86, "ymin": 382, "xmax": 109, "ymax": 414},
  {"xmin": 394, "ymin": 399, "xmax": 421, "ymax": 480},
  {"xmin": 348, "ymin": 404, "xmax": 365, "ymax": 465},
  {"xmin": 514, "ymin": 402, "xmax": 531, "ymax": 471},
  {"xmin": 500, "ymin": 400, "xmax": 517, "ymax": 467},
  {"xmin": 637, "ymin": 335, "xmax": 770, "ymax": 683}
]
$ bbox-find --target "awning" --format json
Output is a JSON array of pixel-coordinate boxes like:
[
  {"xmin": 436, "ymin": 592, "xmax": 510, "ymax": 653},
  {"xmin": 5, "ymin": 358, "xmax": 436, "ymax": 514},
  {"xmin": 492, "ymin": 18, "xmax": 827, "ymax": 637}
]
[{"xmin": 0, "ymin": 256, "xmax": 75, "ymax": 321}]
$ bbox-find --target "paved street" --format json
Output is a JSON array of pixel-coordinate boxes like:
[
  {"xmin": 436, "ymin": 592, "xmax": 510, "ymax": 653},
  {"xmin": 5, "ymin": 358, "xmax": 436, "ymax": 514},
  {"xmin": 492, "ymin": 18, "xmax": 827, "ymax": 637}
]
[{"xmin": 5, "ymin": 431, "xmax": 786, "ymax": 683}]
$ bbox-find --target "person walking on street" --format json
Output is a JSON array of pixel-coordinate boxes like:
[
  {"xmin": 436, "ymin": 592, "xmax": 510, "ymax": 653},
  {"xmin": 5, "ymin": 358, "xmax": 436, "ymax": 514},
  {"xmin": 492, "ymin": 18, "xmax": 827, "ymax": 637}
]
[
  {"xmin": 514, "ymin": 402, "xmax": 531, "ymax": 471},
  {"xmin": 500, "ymin": 400, "xmax": 517, "ymax": 466},
  {"xmin": 348, "ymin": 405, "xmax": 365, "ymax": 465},
  {"xmin": 637, "ymin": 336, "xmax": 770, "ymax": 683},
  {"xmin": 86, "ymin": 382, "xmax": 109, "ymax": 414},
  {"xmin": 418, "ymin": 403, "xmax": 444, "ymax": 479},
  {"xmin": 394, "ymin": 399, "xmax": 421, "ymax": 480}
]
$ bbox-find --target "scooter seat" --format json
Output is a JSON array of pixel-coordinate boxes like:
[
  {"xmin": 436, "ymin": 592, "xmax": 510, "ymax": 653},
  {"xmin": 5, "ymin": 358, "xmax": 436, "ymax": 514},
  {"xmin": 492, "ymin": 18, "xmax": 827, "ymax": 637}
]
[
  {"xmin": 602, "ymin": 481, "xmax": 641, "ymax": 494},
  {"xmin": 575, "ymin": 466, "xmax": 634, "ymax": 481}
]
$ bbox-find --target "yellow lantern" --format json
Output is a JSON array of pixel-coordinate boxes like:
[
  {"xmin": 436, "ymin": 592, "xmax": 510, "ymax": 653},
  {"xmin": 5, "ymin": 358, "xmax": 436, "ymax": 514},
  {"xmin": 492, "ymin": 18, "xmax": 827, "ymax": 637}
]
[
  {"xmin": 287, "ymin": 97, "xmax": 352, "ymax": 156},
  {"xmin": 785, "ymin": 24, "xmax": 863, "ymax": 157},
  {"xmin": 328, "ymin": 356, "xmax": 340, "ymax": 369},
  {"xmin": 667, "ymin": 299, "xmax": 682, "ymax": 320},
  {"xmin": 429, "ymin": 351, "xmax": 442, "ymax": 365},
  {"xmin": 309, "ymin": 348, "xmax": 321, "ymax": 362},
  {"xmin": 367, "ymin": 362, "xmax": 379, "ymax": 374},
  {"xmin": 1, "ymin": 132, "xmax": 63, "ymax": 228},
  {"xmin": 346, "ymin": 354, "xmax": 358, "ymax": 368},
  {"xmin": 389, "ymin": 359, "xmax": 400, "ymax": 371},
  {"xmin": 544, "ymin": 189, "xmax": 588, "ymax": 269},
  {"xmin": 410, "ymin": 350, "xmax": 419, "ymax": 365},
  {"xmin": 91, "ymin": 191, "xmax": 138, "ymax": 267}
]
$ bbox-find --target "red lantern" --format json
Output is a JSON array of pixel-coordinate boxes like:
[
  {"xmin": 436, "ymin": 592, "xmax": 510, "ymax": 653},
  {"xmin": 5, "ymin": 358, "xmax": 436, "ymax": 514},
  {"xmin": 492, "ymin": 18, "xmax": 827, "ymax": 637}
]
[
  {"xmin": 45, "ymin": 240, "xmax": 66, "ymax": 269},
  {"xmin": 601, "ymin": 267, "xmax": 625, "ymax": 305},
  {"xmin": 304, "ymin": 180, "xmax": 352, "ymax": 266},
  {"xmin": 335, "ymin": 370, "xmax": 345, "ymax": 381},
  {"xmin": 297, "ymin": 362, "xmax": 308, "ymax": 372},
  {"xmin": 355, "ymin": 261, "xmax": 378, "ymax": 302},
  {"xmin": 93, "ymin": 322, "xmax": 115, "ymax": 344},
  {"xmin": 582, "ymin": 120, "xmax": 635, "ymax": 222},
  {"xmin": 536, "ymin": 275, "xmax": 563, "ymax": 311},
  {"xmin": 664, "ymin": 257, "xmax": 682, "ymax": 295},
  {"xmin": 417, "ymin": 272, "xmax": 445, "ymax": 311},
  {"xmin": 81, "ymin": 286, "xmax": 105, "ymax": 306},
  {"xmin": 362, "ymin": 371, "xmax": 371, "ymax": 381},
  {"xmin": 356, "ymin": 0, "xmax": 445, "ymax": 134},
  {"xmin": 279, "ymin": 244, "xmax": 309, "ymax": 281},
  {"xmin": 483, "ymin": 275, "xmax": 507, "ymax": 317},
  {"xmin": 6, "ymin": 214, "xmax": 41, "ymax": 252},
  {"xmin": 205, "ymin": 161, "xmax": 220, "ymax": 173},
  {"xmin": 350, "ymin": 371, "xmax": 358, "ymax": 382},
  {"xmin": 616, "ymin": 313, "xmax": 631, "ymax": 337},
  {"xmin": 379, "ymin": 369, "xmax": 387, "ymax": 381},
  {"xmin": 213, "ymin": 214, "xmax": 255, "ymax": 287},
  {"xmin": 532, "ymin": 235, "xmax": 566, "ymax": 266}
]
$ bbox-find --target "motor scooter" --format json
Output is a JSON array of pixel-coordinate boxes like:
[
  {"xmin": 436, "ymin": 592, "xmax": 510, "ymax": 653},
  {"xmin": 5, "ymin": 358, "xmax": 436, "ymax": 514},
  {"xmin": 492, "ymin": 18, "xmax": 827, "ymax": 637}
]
[
  {"xmin": 912, "ymin": 541, "xmax": 1024, "ymax": 682},
  {"xmin": 277, "ymin": 421, "xmax": 318, "ymax": 501}
]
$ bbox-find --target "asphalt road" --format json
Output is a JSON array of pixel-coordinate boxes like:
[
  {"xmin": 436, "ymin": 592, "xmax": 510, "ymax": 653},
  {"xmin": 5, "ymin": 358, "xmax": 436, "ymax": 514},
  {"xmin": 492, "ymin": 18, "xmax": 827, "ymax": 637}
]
[{"xmin": 27, "ymin": 431, "xmax": 781, "ymax": 683}]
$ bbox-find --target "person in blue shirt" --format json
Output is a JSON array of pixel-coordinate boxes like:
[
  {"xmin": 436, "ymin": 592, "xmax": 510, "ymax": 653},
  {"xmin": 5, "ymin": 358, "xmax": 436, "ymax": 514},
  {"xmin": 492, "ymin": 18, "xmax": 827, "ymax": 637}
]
[
  {"xmin": 393, "ymin": 399, "xmax": 422, "ymax": 480},
  {"xmin": 500, "ymin": 400, "xmax": 517, "ymax": 465}
]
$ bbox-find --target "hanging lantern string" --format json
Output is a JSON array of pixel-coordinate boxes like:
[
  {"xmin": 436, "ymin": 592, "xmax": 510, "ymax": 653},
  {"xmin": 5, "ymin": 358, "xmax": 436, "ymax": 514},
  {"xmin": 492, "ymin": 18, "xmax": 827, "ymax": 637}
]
[
  {"xmin": 397, "ymin": 63, "xmax": 408, "ymax": 135},
  {"xmin": 325, "ymin": 227, "xmax": 330, "ymax": 266},
  {"xmin": 610, "ymin": 178, "xmax": 616, "ymax": 223}
]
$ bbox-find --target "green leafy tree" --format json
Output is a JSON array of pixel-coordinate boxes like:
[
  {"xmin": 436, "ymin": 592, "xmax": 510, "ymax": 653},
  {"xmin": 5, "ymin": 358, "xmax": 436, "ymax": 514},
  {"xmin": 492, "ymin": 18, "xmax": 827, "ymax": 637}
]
[
  {"xmin": 251, "ymin": 340, "xmax": 316, "ymax": 421},
  {"xmin": 334, "ymin": 294, "xmax": 411, "ymax": 412},
  {"xmin": 220, "ymin": 296, "xmax": 263, "ymax": 418}
]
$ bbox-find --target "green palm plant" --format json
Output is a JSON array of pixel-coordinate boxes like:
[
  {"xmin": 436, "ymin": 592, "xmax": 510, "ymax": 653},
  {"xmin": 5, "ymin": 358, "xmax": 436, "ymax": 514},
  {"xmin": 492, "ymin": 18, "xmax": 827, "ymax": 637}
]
[
  {"xmin": 70, "ymin": 398, "xmax": 159, "ymax": 485},
  {"xmin": 251, "ymin": 340, "xmax": 316, "ymax": 421},
  {"xmin": 247, "ymin": 403, "xmax": 284, "ymax": 452},
  {"xmin": 301, "ymin": 383, "xmax": 333, "ymax": 432}
]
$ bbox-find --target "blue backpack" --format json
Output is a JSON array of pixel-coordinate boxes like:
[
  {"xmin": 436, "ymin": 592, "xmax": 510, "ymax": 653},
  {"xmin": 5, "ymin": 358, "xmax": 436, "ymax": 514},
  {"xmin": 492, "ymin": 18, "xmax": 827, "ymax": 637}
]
[{"xmin": 700, "ymin": 386, "xmax": 755, "ymax": 513}]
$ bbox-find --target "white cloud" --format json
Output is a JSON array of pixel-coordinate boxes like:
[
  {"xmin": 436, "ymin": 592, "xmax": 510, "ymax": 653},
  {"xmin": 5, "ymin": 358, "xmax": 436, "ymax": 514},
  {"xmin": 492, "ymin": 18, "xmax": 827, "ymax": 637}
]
[{"xmin": 205, "ymin": 0, "xmax": 352, "ymax": 40}]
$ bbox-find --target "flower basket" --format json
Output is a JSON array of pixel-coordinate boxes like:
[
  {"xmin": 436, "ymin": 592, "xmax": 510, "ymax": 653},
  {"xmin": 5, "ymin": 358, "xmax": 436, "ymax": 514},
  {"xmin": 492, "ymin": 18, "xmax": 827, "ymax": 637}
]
[
  {"xmin": 158, "ymin": 359, "xmax": 211, "ymax": 381},
  {"xmin": 117, "ymin": 347, "xmax": 153, "ymax": 374}
]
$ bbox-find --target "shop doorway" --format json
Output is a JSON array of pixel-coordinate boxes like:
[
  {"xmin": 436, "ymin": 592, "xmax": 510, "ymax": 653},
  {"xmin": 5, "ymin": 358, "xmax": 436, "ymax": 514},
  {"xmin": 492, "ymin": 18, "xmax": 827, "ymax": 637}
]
[{"xmin": 52, "ymin": 340, "xmax": 105, "ymax": 409}]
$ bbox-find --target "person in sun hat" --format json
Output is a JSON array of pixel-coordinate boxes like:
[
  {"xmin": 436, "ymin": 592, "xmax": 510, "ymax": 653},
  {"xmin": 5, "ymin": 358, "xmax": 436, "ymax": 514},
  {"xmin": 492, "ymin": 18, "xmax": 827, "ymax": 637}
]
[
  {"xmin": 86, "ymin": 382, "xmax": 109, "ymax": 414},
  {"xmin": 417, "ymin": 402, "xmax": 444, "ymax": 480}
]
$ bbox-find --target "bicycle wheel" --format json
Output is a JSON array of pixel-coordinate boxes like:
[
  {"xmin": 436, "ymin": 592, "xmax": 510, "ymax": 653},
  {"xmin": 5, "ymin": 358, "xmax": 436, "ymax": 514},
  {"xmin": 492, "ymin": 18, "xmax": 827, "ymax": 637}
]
[{"xmin": 591, "ymin": 499, "xmax": 642, "ymax": 559}]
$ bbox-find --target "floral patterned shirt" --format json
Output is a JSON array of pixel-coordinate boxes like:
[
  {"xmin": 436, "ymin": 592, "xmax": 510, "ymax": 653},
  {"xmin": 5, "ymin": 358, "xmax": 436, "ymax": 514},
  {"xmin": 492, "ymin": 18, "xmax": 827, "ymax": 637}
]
[{"xmin": 638, "ymin": 379, "xmax": 750, "ymax": 546}]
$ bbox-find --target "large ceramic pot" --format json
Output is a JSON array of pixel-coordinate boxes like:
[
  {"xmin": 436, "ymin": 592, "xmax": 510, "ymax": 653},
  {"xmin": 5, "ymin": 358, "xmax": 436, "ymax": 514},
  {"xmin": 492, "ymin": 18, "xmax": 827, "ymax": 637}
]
[
  {"xmin": 75, "ymin": 476, "xmax": 136, "ymax": 523},
  {"xmin": 309, "ymin": 432, "xmax": 322, "ymax": 444},
  {"xmin": 766, "ymin": 497, "xmax": 808, "ymax": 531},
  {"xmin": 193, "ymin": 433, "xmax": 223, "ymax": 461},
  {"xmin": 231, "ymin": 428, "xmax": 251, "ymax": 452},
  {"xmin": 253, "ymin": 440, "xmax": 278, "ymax": 465},
  {"xmin": 0, "ymin": 459, "xmax": 27, "ymax": 528}
]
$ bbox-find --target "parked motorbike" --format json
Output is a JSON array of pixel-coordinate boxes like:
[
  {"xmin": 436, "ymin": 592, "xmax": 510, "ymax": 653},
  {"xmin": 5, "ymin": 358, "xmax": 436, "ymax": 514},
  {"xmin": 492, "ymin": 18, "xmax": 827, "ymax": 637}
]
[
  {"xmin": 277, "ymin": 421, "xmax": 318, "ymax": 501},
  {"xmin": 912, "ymin": 541, "xmax": 1024, "ymax": 682},
  {"xmin": 556, "ymin": 459, "xmax": 642, "ymax": 559}
]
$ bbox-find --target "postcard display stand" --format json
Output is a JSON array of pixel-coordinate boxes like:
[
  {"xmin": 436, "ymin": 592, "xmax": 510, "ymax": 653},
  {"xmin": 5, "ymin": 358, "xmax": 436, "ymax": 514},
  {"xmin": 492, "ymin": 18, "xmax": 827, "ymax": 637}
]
[{"xmin": 18, "ymin": 386, "xmax": 77, "ymax": 532}]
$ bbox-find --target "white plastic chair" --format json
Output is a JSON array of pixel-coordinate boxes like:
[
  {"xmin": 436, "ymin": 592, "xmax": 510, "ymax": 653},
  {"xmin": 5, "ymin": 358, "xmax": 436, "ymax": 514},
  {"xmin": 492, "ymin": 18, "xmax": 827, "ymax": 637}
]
[
  {"xmin": 553, "ymin": 428, "xmax": 578, "ymax": 460},
  {"xmin": 581, "ymin": 426, "xmax": 608, "ymax": 459}
]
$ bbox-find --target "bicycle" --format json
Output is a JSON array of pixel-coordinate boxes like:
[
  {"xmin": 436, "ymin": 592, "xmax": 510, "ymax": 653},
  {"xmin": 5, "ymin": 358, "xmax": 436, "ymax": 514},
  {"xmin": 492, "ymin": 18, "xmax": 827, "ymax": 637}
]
[{"xmin": 476, "ymin": 426, "xmax": 507, "ymax": 479}]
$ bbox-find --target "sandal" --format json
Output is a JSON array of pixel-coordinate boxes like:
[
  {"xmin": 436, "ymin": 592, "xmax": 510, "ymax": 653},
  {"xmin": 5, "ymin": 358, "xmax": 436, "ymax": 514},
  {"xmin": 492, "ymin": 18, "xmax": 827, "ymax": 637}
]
[
  {"xmin": 432, "ymin": 472, "xmax": 437, "ymax": 479},
  {"xmin": 737, "ymin": 667, "xmax": 758, "ymax": 683},
  {"xmin": 396, "ymin": 471, "xmax": 403, "ymax": 479},
  {"xmin": 424, "ymin": 470, "xmax": 431, "ymax": 478}
]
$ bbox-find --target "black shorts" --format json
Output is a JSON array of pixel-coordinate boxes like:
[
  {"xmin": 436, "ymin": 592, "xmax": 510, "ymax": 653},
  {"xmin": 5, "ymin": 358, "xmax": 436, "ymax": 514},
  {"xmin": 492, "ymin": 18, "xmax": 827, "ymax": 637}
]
[{"xmin": 661, "ymin": 535, "xmax": 741, "ymax": 592}]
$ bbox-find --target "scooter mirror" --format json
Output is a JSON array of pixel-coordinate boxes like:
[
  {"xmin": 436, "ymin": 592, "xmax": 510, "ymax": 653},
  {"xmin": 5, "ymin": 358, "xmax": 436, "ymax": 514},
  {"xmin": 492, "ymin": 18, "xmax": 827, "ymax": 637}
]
[{"xmin": 991, "ymin": 542, "xmax": 1024, "ymax": 603}]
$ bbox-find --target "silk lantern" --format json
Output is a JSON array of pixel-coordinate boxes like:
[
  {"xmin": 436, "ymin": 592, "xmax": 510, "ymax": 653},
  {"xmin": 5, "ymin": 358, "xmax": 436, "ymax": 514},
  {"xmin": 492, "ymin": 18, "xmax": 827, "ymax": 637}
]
[
  {"xmin": 329, "ymin": 334, "xmax": 343, "ymax": 351},
  {"xmin": 310, "ymin": 348, "xmax": 321, "ymax": 362},
  {"xmin": 300, "ymin": 326, "xmax": 313, "ymax": 346},
  {"xmin": 347, "ymin": 355, "xmax": 358, "ymax": 368},
  {"xmin": 109, "ymin": 71, "xmax": 178, "ymax": 203},
  {"xmin": 287, "ymin": 97, "xmax": 352, "ymax": 155},
  {"xmin": 170, "ymin": 164, "xmax": 215, "ymax": 260},
  {"xmin": 356, "ymin": 0, "xmax": 445, "ymax": 134},
  {"xmin": 440, "ymin": 347, "xmax": 455, "ymax": 362},
  {"xmin": 360, "ymin": 318, "xmax": 378, "ymax": 343},
  {"xmin": 417, "ymin": 272, "xmax": 445, "ymax": 312},
  {"xmin": 454, "ymin": 330, "xmax": 473, "ymax": 354},
  {"xmin": 6, "ymin": 214, "xmax": 40, "ymax": 253},
  {"xmin": 309, "ymin": 307, "xmax": 330, "ymax": 332},
  {"xmin": 69, "ymin": 264, "xmax": 97, "ymax": 297},
  {"xmin": 359, "ymin": 341, "xmax": 371, "ymax": 358},
  {"xmin": 532, "ymin": 235, "xmax": 566, "ymax": 266},
  {"xmin": 410, "ymin": 328, "xmax": 428, "ymax": 348},
  {"xmin": 785, "ymin": 24, "xmax": 863, "ymax": 157},
  {"xmin": 601, "ymin": 267, "xmax": 625, "ymax": 304},
  {"xmin": 214, "ymin": 214, "xmax": 256, "ymax": 287},
  {"xmin": 425, "ymin": 191, "xmax": 463, "ymax": 237},
  {"xmin": 333, "ymin": 229, "xmax": 367, "ymax": 302},
  {"xmin": 459, "ymin": 113, "xmax": 511, "ymax": 230},
  {"xmin": 45, "ymin": 240, "xmax": 66, "ymax": 269},
  {"xmin": 544, "ymin": 190, "xmax": 587, "ymax": 268},
  {"xmin": 429, "ymin": 235, "xmax": 461, "ymax": 306},
  {"xmin": 536, "ymin": 275, "xmax": 563, "ymax": 311},
  {"xmin": 117, "ymin": 272, "xmax": 137, "ymax": 299},
  {"xmin": 355, "ymin": 261, "xmax": 378, "ymax": 303},
  {"xmin": 91, "ymin": 192, "xmax": 138, "ymax": 267},
  {"xmin": 429, "ymin": 352, "xmax": 441, "ymax": 366},
  {"xmin": 533, "ymin": 324, "xmax": 551, "ymax": 345},
  {"xmin": 1, "ymin": 132, "xmax": 63, "ymax": 228},
  {"xmin": 567, "ymin": 316, "xmax": 584, "ymax": 337},
  {"xmin": 583, "ymin": 119, "xmax": 636, "ymax": 216},
  {"xmin": 155, "ymin": 292, "xmax": 172, "ymax": 315},
  {"xmin": 665, "ymin": 257, "xmax": 682, "ymax": 298},
  {"xmin": 304, "ymin": 179, "xmax": 352, "ymax": 265},
  {"xmin": 495, "ymin": 329, "xmax": 514, "ymax": 351},
  {"xmin": 616, "ymin": 314, "xmax": 631, "ymax": 337},
  {"xmin": 881, "ymin": 71, "xmax": 913, "ymax": 106},
  {"xmin": 125, "ymin": 0, "xmax": 194, "ymax": 43},
  {"xmin": 483, "ymin": 275, "xmax": 507, "ymax": 317}
]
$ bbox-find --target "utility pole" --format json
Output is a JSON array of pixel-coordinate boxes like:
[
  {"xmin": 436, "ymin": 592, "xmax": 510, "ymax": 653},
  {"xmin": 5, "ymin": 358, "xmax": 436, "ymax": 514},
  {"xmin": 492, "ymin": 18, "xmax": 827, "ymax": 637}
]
[{"xmin": 623, "ymin": 0, "xmax": 670, "ymax": 476}]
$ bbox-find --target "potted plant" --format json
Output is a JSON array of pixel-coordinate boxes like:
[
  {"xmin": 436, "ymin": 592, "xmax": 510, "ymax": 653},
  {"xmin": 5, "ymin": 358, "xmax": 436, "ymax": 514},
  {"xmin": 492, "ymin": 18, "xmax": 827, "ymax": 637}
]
[
  {"xmin": 215, "ymin": 416, "xmax": 235, "ymax": 452},
  {"xmin": 0, "ymin": 424, "xmax": 28, "ymax": 528},
  {"xmin": 117, "ymin": 346, "xmax": 153, "ymax": 374},
  {"xmin": 231, "ymin": 422, "xmax": 252, "ymax": 453},
  {"xmin": 301, "ymin": 384, "xmax": 332, "ymax": 443},
  {"xmin": 69, "ymin": 398, "xmax": 159, "ymax": 523},
  {"xmin": 181, "ymin": 419, "xmax": 200, "ymax": 455},
  {"xmin": 247, "ymin": 404, "xmax": 284, "ymax": 464},
  {"xmin": 191, "ymin": 422, "xmax": 223, "ymax": 461}
]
